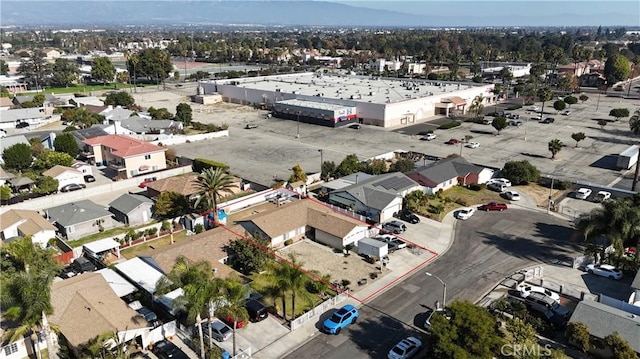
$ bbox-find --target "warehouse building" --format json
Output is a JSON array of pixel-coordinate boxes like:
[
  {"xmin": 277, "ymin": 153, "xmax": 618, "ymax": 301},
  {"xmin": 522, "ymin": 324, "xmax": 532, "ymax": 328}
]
[{"xmin": 200, "ymin": 73, "xmax": 494, "ymax": 128}]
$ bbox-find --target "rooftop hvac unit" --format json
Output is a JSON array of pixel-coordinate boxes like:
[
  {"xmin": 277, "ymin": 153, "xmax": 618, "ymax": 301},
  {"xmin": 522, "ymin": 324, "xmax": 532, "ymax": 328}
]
[
  {"xmin": 275, "ymin": 88, "xmax": 281, "ymax": 92},
  {"xmin": 350, "ymin": 95, "xmax": 355, "ymax": 99},
  {"xmin": 369, "ymin": 91, "xmax": 376, "ymax": 96},
  {"xmin": 292, "ymin": 91, "xmax": 297, "ymax": 94}
]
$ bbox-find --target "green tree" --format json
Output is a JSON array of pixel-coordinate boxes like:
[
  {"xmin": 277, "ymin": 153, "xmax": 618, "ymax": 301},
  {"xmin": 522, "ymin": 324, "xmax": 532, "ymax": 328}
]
[
  {"xmin": 548, "ymin": 139, "xmax": 563, "ymax": 159},
  {"xmin": 389, "ymin": 158, "xmax": 415, "ymax": 173},
  {"xmin": 34, "ymin": 176, "xmax": 59, "ymax": 194},
  {"xmin": 0, "ymin": 60, "xmax": 8, "ymax": 75},
  {"xmin": 148, "ymin": 106, "xmax": 173, "ymax": 120},
  {"xmin": 153, "ymin": 191, "xmax": 190, "ymax": 218},
  {"xmin": 604, "ymin": 332, "xmax": 637, "ymax": 359},
  {"xmin": 228, "ymin": 233, "xmax": 273, "ymax": 274},
  {"xmin": 630, "ymin": 109, "xmax": 640, "ymax": 191},
  {"xmin": 500, "ymin": 160, "xmax": 540, "ymax": 185},
  {"xmin": 362, "ymin": 159, "xmax": 386, "ymax": 175},
  {"xmin": 0, "ymin": 185, "xmax": 11, "ymax": 200},
  {"xmin": 430, "ymin": 301, "xmax": 504, "ymax": 358},
  {"xmin": 537, "ymin": 87, "xmax": 553, "ymax": 115},
  {"xmin": 553, "ymin": 100, "xmax": 566, "ymax": 113},
  {"xmin": 579, "ymin": 94, "xmax": 589, "ymax": 103},
  {"xmin": 174, "ymin": 70, "xmax": 181, "ymax": 81},
  {"xmin": 598, "ymin": 119, "xmax": 608, "ymax": 129},
  {"xmin": 469, "ymin": 94, "xmax": 485, "ymax": 117},
  {"xmin": 337, "ymin": 154, "xmax": 362, "ymax": 176},
  {"xmin": 91, "ymin": 57, "xmax": 116, "ymax": 85},
  {"xmin": 2, "ymin": 143, "xmax": 33, "ymax": 170},
  {"xmin": 61, "ymin": 107, "xmax": 104, "ymax": 128},
  {"xmin": 604, "ymin": 53, "xmax": 632, "ymax": 85},
  {"xmin": 17, "ymin": 50, "xmax": 50, "ymax": 90},
  {"xmin": 53, "ymin": 132, "xmax": 79, "ymax": 157},
  {"xmin": 34, "ymin": 150, "xmax": 74, "ymax": 170},
  {"xmin": 216, "ymin": 276, "xmax": 249, "ymax": 356},
  {"xmin": 193, "ymin": 168, "xmax": 238, "ymax": 225},
  {"xmin": 51, "ymin": 58, "xmax": 79, "ymax": 87},
  {"xmin": 566, "ymin": 322, "xmax": 590, "ymax": 353},
  {"xmin": 564, "ymin": 95, "xmax": 578, "ymax": 107},
  {"xmin": 575, "ymin": 197, "xmax": 640, "ymax": 255},
  {"xmin": 127, "ymin": 48, "xmax": 173, "ymax": 83},
  {"xmin": 175, "ymin": 103, "xmax": 193, "ymax": 126},
  {"xmin": 571, "ymin": 132, "xmax": 586, "ymax": 148},
  {"xmin": 321, "ymin": 161, "xmax": 337, "ymax": 180},
  {"xmin": 609, "ymin": 108, "xmax": 630, "ymax": 121},
  {"xmin": 289, "ymin": 164, "xmax": 307, "ymax": 183},
  {"xmin": 104, "ymin": 91, "xmax": 135, "ymax": 107},
  {"xmin": 492, "ymin": 116, "xmax": 508, "ymax": 134}
]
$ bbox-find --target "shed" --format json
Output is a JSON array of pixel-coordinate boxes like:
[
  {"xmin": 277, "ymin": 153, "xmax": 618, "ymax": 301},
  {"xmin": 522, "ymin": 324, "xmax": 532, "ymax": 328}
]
[
  {"xmin": 357, "ymin": 237, "xmax": 389, "ymax": 259},
  {"xmin": 83, "ymin": 238, "xmax": 121, "ymax": 259}
]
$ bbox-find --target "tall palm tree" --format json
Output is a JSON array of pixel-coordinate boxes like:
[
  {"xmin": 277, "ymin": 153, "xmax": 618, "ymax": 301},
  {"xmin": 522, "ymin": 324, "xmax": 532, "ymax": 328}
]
[
  {"xmin": 284, "ymin": 255, "xmax": 311, "ymax": 321},
  {"xmin": 548, "ymin": 139, "xmax": 563, "ymax": 159},
  {"xmin": 193, "ymin": 168, "xmax": 237, "ymax": 226},
  {"xmin": 575, "ymin": 198, "xmax": 640, "ymax": 255},
  {"xmin": 629, "ymin": 109, "xmax": 640, "ymax": 191},
  {"xmin": 216, "ymin": 276, "xmax": 249, "ymax": 356},
  {"xmin": 537, "ymin": 87, "xmax": 553, "ymax": 115},
  {"xmin": 266, "ymin": 260, "xmax": 291, "ymax": 321},
  {"xmin": 469, "ymin": 95, "xmax": 484, "ymax": 117}
]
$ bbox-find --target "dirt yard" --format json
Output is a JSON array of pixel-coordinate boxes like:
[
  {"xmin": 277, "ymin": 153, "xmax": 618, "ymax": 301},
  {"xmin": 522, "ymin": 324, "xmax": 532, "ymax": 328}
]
[
  {"xmin": 517, "ymin": 183, "xmax": 568, "ymax": 207},
  {"xmin": 279, "ymin": 239, "xmax": 388, "ymax": 293}
]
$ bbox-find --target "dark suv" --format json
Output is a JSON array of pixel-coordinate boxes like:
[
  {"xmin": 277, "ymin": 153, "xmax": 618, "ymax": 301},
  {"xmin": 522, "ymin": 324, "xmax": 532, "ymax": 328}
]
[
  {"xmin": 396, "ymin": 210, "xmax": 420, "ymax": 224},
  {"xmin": 245, "ymin": 299, "xmax": 268, "ymax": 322}
]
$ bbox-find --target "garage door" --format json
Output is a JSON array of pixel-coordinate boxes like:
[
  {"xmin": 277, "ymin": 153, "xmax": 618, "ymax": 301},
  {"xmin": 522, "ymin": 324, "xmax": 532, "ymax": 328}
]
[{"xmin": 314, "ymin": 229, "xmax": 343, "ymax": 250}]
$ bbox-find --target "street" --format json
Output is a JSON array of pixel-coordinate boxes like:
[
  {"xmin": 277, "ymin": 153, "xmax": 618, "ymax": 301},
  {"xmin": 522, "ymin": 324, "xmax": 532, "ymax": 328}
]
[{"xmin": 284, "ymin": 209, "xmax": 583, "ymax": 359}]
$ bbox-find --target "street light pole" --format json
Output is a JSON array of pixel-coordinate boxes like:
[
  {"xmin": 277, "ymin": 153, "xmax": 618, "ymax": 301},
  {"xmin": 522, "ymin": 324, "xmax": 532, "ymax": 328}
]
[
  {"xmin": 297, "ymin": 111, "xmax": 300, "ymax": 139},
  {"xmin": 547, "ymin": 176, "xmax": 555, "ymax": 214},
  {"xmin": 426, "ymin": 272, "xmax": 447, "ymax": 309},
  {"xmin": 318, "ymin": 149, "xmax": 324, "ymax": 176}
]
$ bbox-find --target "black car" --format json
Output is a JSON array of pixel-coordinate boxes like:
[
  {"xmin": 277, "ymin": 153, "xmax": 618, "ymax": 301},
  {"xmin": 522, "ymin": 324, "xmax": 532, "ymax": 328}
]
[
  {"xmin": 540, "ymin": 117, "xmax": 555, "ymax": 124},
  {"xmin": 15, "ymin": 122, "xmax": 29, "ymax": 129},
  {"xmin": 151, "ymin": 340, "xmax": 189, "ymax": 359},
  {"xmin": 84, "ymin": 175, "xmax": 96, "ymax": 183},
  {"xmin": 245, "ymin": 123, "xmax": 258, "ymax": 129},
  {"xmin": 245, "ymin": 299, "xmax": 268, "ymax": 322},
  {"xmin": 396, "ymin": 210, "xmax": 420, "ymax": 224},
  {"xmin": 349, "ymin": 124, "xmax": 361, "ymax": 129},
  {"xmin": 60, "ymin": 183, "xmax": 86, "ymax": 192}
]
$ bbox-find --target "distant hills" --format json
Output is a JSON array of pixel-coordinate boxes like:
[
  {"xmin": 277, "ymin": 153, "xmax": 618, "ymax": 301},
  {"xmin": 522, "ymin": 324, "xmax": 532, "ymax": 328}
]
[{"xmin": 1, "ymin": 1, "xmax": 637, "ymax": 27}]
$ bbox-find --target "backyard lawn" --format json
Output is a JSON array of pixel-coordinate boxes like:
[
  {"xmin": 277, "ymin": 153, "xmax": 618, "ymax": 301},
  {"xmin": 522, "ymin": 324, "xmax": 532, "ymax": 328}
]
[
  {"xmin": 66, "ymin": 221, "xmax": 159, "ymax": 248},
  {"xmin": 19, "ymin": 83, "xmax": 145, "ymax": 96},
  {"xmin": 120, "ymin": 230, "xmax": 188, "ymax": 259}
]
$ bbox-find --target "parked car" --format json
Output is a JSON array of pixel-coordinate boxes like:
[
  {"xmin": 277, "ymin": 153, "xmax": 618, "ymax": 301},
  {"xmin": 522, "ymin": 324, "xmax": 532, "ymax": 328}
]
[
  {"xmin": 202, "ymin": 319, "xmax": 233, "ymax": 342},
  {"xmin": 382, "ymin": 220, "xmax": 407, "ymax": 234},
  {"xmin": 561, "ymin": 110, "xmax": 571, "ymax": 116},
  {"xmin": 488, "ymin": 178, "xmax": 512, "ymax": 187},
  {"xmin": 420, "ymin": 133, "xmax": 436, "ymax": 141},
  {"xmin": 388, "ymin": 336, "xmax": 422, "ymax": 359},
  {"xmin": 349, "ymin": 124, "xmax": 361, "ymax": 129},
  {"xmin": 245, "ymin": 123, "xmax": 258, "ymax": 129},
  {"xmin": 62, "ymin": 121, "xmax": 73, "ymax": 126},
  {"xmin": 71, "ymin": 257, "xmax": 97, "ymax": 273},
  {"xmin": 377, "ymin": 234, "xmax": 407, "ymax": 252},
  {"xmin": 487, "ymin": 182, "xmax": 507, "ymax": 193},
  {"xmin": 60, "ymin": 183, "xmax": 86, "ymax": 192},
  {"xmin": 0, "ymin": 129, "xmax": 6, "ymax": 138},
  {"xmin": 479, "ymin": 202, "xmax": 508, "ymax": 211},
  {"xmin": 456, "ymin": 207, "xmax": 476, "ymax": 220},
  {"xmin": 221, "ymin": 315, "xmax": 246, "ymax": 329},
  {"xmin": 138, "ymin": 177, "xmax": 157, "ymax": 188},
  {"xmin": 508, "ymin": 120, "xmax": 523, "ymax": 127},
  {"xmin": 136, "ymin": 307, "xmax": 159, "ymax": 325},
  {"xmin": 396, "ymin": 210, "xmax": 420, "ymax": 224},
  {"xmin": 529, "ymin": 106, "xmax": 540, "ymax": 111},
  {"xmin": 585, "ymin": 264, "xmax": 623, "ymax": 280},
  {"xmin": 15, "ymin": 122, "xmax": 29, "ymax": 129},
  {"xmin": 466, "ymin": 142, "xmax": 480, "ymax": 149},
  {"xmin": 503, "ymin": 191, "xmax": 521, "ymax": 201},
  {"xmin": 446, "ymin": 138, "xmax": 459, "ymax": 145},
  {"xmin": 575, "ymin": 188, "xmax": 592, "ymax": 200},
  {"xmin": 151, "ymin": 340, "xmax": 189, "ymax": 359},
  {"xmin": 518, "ymin": 285, "xmax": 560, "ymax": 302},
  {"xmin": 594, "ymin": 191, "xmax": 611, "ymax": 202},
  {"xmin": 530, "ymin": 115, "xmax": 543, "ymax": 121},
  {"xmin": 540, "ymin": 117, "xmax": 555, "ymax": 124},
  {"xmin": 245, "ymin": 299, "xmax": 268, "ymax": 322},
  {"xmin": 482, "ymin": 118, "xmax": 493, "ymax": 125},
  {"xmin": 506, "ymin": 113, "xmax": 520, "ymax": 120},
  {"xmin": 322, "ymin": 304, "xmax": 358, "ymax": 334},
  {"xmin": 520, "ymin": 291, "xmax": 569, "ymax": 318},
  {"xmin": 84, "ymin": 174, "xmax": 96, "ymax": 183}
]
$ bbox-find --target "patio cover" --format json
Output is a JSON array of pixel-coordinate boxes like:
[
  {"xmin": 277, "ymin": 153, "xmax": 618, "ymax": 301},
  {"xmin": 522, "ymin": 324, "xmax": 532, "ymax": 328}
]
[
  {"xmin": 115, "ymin": 257, "xmax": 165, "ymax": 294},
  {"xmin": 83, "ymin": 238, "xmax": 121, "ymax": 258},
  {"xmin": 96, "ymin": 268, "xmax": 137, "ymax": 298}
]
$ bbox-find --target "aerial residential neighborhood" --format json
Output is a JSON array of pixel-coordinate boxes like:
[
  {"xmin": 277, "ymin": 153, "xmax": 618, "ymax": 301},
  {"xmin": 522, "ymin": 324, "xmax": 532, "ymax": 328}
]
[{"xmin": 1, "ymin": 2, "xmax": 640, "ymax": 359}]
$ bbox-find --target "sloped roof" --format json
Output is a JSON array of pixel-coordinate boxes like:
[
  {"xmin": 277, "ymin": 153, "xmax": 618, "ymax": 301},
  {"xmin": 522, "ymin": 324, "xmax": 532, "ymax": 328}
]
[
  {"xmin": 83, "ymin": 104, "xmax": 109, "ymax": 114},
  {"xmin": 329, "ymin": 172, "xmax": 416, "ymax": 211},
  {"xmin": 114, "ymin": 257, "xmax": 165, "ymax": 294},
  {"xmin": 43, "ymin": 165, "xmax": 83, "ymax": 178},
  {"xmin": 0, "ymin": 135, "xmax": 29, "ymax": 155},
  {"xmin": 407, "ymin": 156, "xmax": 483, "ymax": 187},
  {"xmin": 83, "ymin": 134, "xmax": 166, "ymax": 158},
  {"xmin": 12, "ymin": 95, "xmax": 34, "ymax": 104},
  {"xmin": 109, "ymin": 193, "xmax": 153, "ymax": 215},
  {"xmin": 569, "ymin": 300, "xmax": 640, "ymax": 353},
  {"xmin": 45, "ymin": 200, "xmax": 113, "ymax": 227},
  {"xmin": 0, "ymin": 209, "xmax": 56, "ymax": 235},
  {"xmin": 145, "ymin": 173, "xmax": 200, "ymax": 197},
  {"xmin": 0, "ymin": 167, "xmax": 16, "ymax": 180},
  {"xmin": 0, "ymin": 108, "xmax": 45, "ymax": 123},
  {"xmin": 120, "ymin": 116, "xmax": 174, "ymax": 133},
  {"xmin": 50, "ymin": 273, "xmax": 148, "ymax": 348},
  {"xmin": 72, "ymin": 127, "xmax": 109, "ymax": 147},
  {"xmin": 70, "ymin": 96, "xmax": 103, "ymax": 107},
  {"xmin": 8, "ymin": 176, "xmax": 34, "ymax": 187},
  {"xmin": 102, "ymin": 107, "xmax": 133, "ymax": 122}
]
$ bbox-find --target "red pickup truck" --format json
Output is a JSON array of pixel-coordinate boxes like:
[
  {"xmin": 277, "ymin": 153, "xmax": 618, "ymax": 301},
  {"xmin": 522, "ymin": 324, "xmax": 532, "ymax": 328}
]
[{"xmin": 479, "ymin": 202, "xmax": 508, "ymax": 211}]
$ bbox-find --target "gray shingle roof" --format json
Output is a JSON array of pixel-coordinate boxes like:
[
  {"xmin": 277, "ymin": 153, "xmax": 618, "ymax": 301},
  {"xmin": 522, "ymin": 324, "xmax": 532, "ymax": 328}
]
[
  {"xmin": 407, "ymin": 156, "xmax": 483, "ymax": 187},
  {"xmin": 13, "ymin": 95, "xmax": 34, "ymax": 104},
  {"xmin": 0, "ymin": 108, "xmax": 45, "ymax": 123},
  {"xmin": 0, "ymin": 135, "xmax": 30, "ymax": 156},
  {"xmin": 103, "ymin": 107, "xmax": 133, "ymax": 122},
  {"xmin": 331, "ymin": 172, "xmax": 417, "ymax": 211},
  {"xmin": 45, "ymin": 200, "xmax": 113, "ymax": 227},
  {"xmin": 109, "ymin": 193, "xmax": 153, "ymax": 215},
  {"xmin": 120, "ymin": 116, "xmax": 175, "ymax": 133},
  {"xmin": 72, "ymin": 127, "xmax": 110, "ymax": 148},
  {"xmin": 569, "ymin": 300, "xmax": 640, "ymax": 353}
]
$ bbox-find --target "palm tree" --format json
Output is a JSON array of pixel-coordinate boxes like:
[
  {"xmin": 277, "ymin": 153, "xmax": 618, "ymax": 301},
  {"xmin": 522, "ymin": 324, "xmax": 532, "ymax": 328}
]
[
  {"xmin": 284, "ymin": 255, "xmax": 311, "ymax": 321},
  {"xmin": 469, "ymin": 95, "xmax": 484, "ymax": 117},
  {"xmin": 193, "ymin": 168, "xmax": 237, "ymax": 226},
  {"xmin": 537, "ymin": 87, "xmax": 553, "ymax": 115},
  {"xmin": 266, "ymin": 260, "xmax": 291, "ymax": 321},
  {"xmin": 216, "ymin": 276, "xmax": 249, "ymax": 356},
  {"xmin": 575, "ymin": 198, "xmax": 640, "ymax": 255},
  {"xmin": 157, "ymin": 257, "xmax": 221, "ymax": 359},
  {"xmin": 629, "ymin": 109, "xmax": 640, "ymax": 191},
  {"xmin": 548, "ymin": 139, "xmax": 563, "ymax": 159}
]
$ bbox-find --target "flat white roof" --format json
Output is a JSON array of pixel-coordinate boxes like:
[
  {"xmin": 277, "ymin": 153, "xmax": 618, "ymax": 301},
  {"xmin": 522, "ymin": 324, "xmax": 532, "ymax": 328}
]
[
  {"xmin": 224, "ymin": 73, "xmax": 483, "ymax": 105},
  {"xmin": 154, "ymin": 288, "xmax": 184, "ymax": 315},
  {"xmin": 83, "ymin": 238, "xmax": 120, "ymax": 255},
  {"xmin": 277, "ymin": 98, "xmax": 353, "ymax": 111},
  {"xmin": 115, "ymin": 257, "xmax": 164, "ymax": 294},
  {"xmin": 96, "ymin": 268, "xmax": 137, "ymax": 298}
]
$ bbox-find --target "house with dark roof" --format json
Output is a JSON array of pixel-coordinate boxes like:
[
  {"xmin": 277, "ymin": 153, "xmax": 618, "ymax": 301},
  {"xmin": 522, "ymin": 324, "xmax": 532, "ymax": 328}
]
[
  {"xmin": 72, "ymin": 126, "xmax": 110, "ymax": 158},
  {"xmin": 82, "ymin": 134, "xmax": 167, "ymax": 179},
  {"xmin": 0, "ymin": 209, "xmax": 57, "ymax": 248},
  {"xmin": 327, "ymin": 172, "xmax": 421, "ymax": 222},
  {"xmin": 569, "ymin": 299, "xmax": 640, "ymax": 355},
  {"xmin": 109, "ymin": 193, "xmax": 154, "ymax": 226},
  {"xmin": 44, "ymin": 200, "xmax": 117, "ymax": 240},
  {"xmin": 237, "ymin": 199, "xmax": 369, "ymax": 250},
  {"xmin": 406, "ymin": 156, "xmax": 494, "ymax": 194},
  {"xmin": 0, "ymin": 167, "xmax": 16, "ymax": 186}
]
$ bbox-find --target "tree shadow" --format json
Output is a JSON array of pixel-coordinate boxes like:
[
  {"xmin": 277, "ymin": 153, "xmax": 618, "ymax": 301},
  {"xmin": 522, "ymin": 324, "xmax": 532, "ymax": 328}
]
[
  {"xmin": 589, "ymin": 154, "xmax": 619, "ymax": 170},
  {"xmin": 521, "ymin": 152, "xmax": 547, "ymax": 159},
  {"xmin": 347, "ymin": 314, "xmax": 425, "ymax": 359},
  {"xmin": 470, "ymin": 129, "xmax": 494, "ymax": 135},
  {"xmin": 586, "ymin": 135, "xmax": 637, "ymax": 146}
]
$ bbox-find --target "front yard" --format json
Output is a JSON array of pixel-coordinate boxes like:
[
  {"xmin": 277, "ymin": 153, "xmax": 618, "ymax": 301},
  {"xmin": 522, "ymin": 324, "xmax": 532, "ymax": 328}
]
[{"xmin": 408, "ymin": 185, "xmax": 506, "ymax": 221}]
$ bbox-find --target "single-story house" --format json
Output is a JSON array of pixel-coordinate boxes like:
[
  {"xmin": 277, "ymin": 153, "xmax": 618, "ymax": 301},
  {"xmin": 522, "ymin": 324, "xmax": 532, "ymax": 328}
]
[
  {"xmin": 0, "ymin": 167, "xmax": 16, "ymax": 186},
  {"xmin": 11, "ymin": 95, "xmax": 34, "ymax": 107},
  {"xmin": 50, "ymin": 273, "xmax": 150, "ymax": 356},
  {"xmin": 327, "ymin": 172, "xmax": 421, "ymax": 222},
  {"xmin": 321, "ymin": 172, "xmax": 375, "ymax": 193},
  {"xmin": 569, "ymin": 299, "xmax": 640, "ymax": 356},
  {"xmin": 109, "ymin": 193, "xmax": 154, "ymax": 226},
  {"xmin": 71, "ymin": 160, "xmax": 93, "ymax": 176},
  {"xmin": 119, "ymin": 116, "xmax": 183, "ymax": 134},
  {"xmin": 406, "ymin": 156, "xmax": 494, "ymax": 194},
  {"xmin": 44, "ymin": 200, "xmax": 117, "ymax": 240},
  {"xmin": 0, "ymin": 107, "xmax": 48, "ymax": 128},
  {"xmin": 42, "ymin": 165, "xmax": 85, "ymax": 190},
  {"xmin": 0, "ymin": 135, "xmax": 30, "ymax": 163},
  {"xmin": 145, "ymin": 173, "xmax": 201, "ymax": 199},
  {"xmin": 238, "ymin": 199, "xmax": 369, "ymax": 250},
  {"xmin": 100, "ymin": 106, "xmax": 133, "ymax": 122},
  {"xmin": 69, "ymin": 96, "xmax": 104, "ymax": 107},
  {"xmin": 0, "ymin": 209, "xmax": 57, "ymax": 248}
]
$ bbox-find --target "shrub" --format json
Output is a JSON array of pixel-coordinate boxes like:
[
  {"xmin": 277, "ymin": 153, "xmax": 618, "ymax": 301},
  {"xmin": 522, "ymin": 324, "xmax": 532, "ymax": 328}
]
[
  {"xmin": 146, "ymin": 227, "xmax": 158, "ymax": 236},
  {"xmin": 341, "ymin": 279, "xmax": 352, "ymax": 288},
  {"xmin": 467, "ymin": 117, "xmax": 484, "ymax": 124},
  {"xmin": 506, "ymin": 105, "xmax": 523, "ymax": 110},
  {"xmin": 438, "ymin": 121, "xmax": 461, "ymax": 130},
  {"xmin": 284, "ymin": 239, "xmax": 293, "ymax": 246},
  {"xmin": 453, "ymin": 197, "xmax": 469, "ymax": 206},
  {"xmin": 417, "ymin": 130, "xmax": 434, "ymax": 135},
  {"xmin": 193, "ymin": 158, "xmax": 230, "ymax": 172},
  {"xmin": 500, "ymin": 160, "xmax": 540, "ymax": 185},
  {"xmin": 194, "ymin": 223, "xmax": 204, "ymax": 234},
  {"xmin": 160, "ymin": 220, "xmax": 171, "ymax": 231},
  {"xmin": 468, "ymin": 184, "xmax": 483, "ymax": 191},
  {"xmin": 191, "ymin": 121, "xmax": 223, "ymax": 133}
]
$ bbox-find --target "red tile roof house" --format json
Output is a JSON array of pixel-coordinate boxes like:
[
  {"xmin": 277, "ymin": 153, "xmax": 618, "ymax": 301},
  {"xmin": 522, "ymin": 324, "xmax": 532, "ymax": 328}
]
[{"xmin": 82, "ymin": 134, "xmax": 167, "ymax": 179}]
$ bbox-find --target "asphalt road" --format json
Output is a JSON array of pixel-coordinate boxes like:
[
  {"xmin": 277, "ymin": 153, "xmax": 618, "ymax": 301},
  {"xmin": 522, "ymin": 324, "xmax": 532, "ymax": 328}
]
[{"xmin": 284, "ymin": 209, "xmax": 583, "ymax": 359}]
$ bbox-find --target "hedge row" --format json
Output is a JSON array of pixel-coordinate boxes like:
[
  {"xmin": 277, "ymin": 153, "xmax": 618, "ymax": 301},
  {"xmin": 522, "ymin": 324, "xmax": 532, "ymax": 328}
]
[
  {"xmin": 438, "ymin": 121, "xmax": 462, "ymax": 130},
  {"xmin": 193, "ymin": 158, "xmax": 230, "ymax": 172}
]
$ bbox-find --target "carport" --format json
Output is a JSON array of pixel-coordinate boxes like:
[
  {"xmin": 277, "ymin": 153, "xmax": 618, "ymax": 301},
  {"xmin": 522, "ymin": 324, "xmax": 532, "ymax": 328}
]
[{"xmin": 83, "ymin": 238, "xmax": 121, "ymax": 259}]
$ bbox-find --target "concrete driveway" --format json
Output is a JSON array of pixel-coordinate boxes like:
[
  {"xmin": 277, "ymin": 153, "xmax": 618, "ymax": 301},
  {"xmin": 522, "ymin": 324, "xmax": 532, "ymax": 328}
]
[{"xmin": 216, "ymin": 315, "xmax": 289, "ymax": 355}]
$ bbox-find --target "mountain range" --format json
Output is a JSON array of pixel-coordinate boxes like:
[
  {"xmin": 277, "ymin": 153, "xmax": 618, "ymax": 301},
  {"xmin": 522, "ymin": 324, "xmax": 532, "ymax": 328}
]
[{"xmin": 1, "ymin": 1, "xmax": 638, "ymax": 27}]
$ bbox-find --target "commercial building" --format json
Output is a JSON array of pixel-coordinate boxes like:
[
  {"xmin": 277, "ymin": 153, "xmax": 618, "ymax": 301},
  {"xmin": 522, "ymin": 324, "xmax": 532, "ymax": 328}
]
[{"xmin": 200, "ymin": 73, "xmax": 494, "ymax": 128}]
